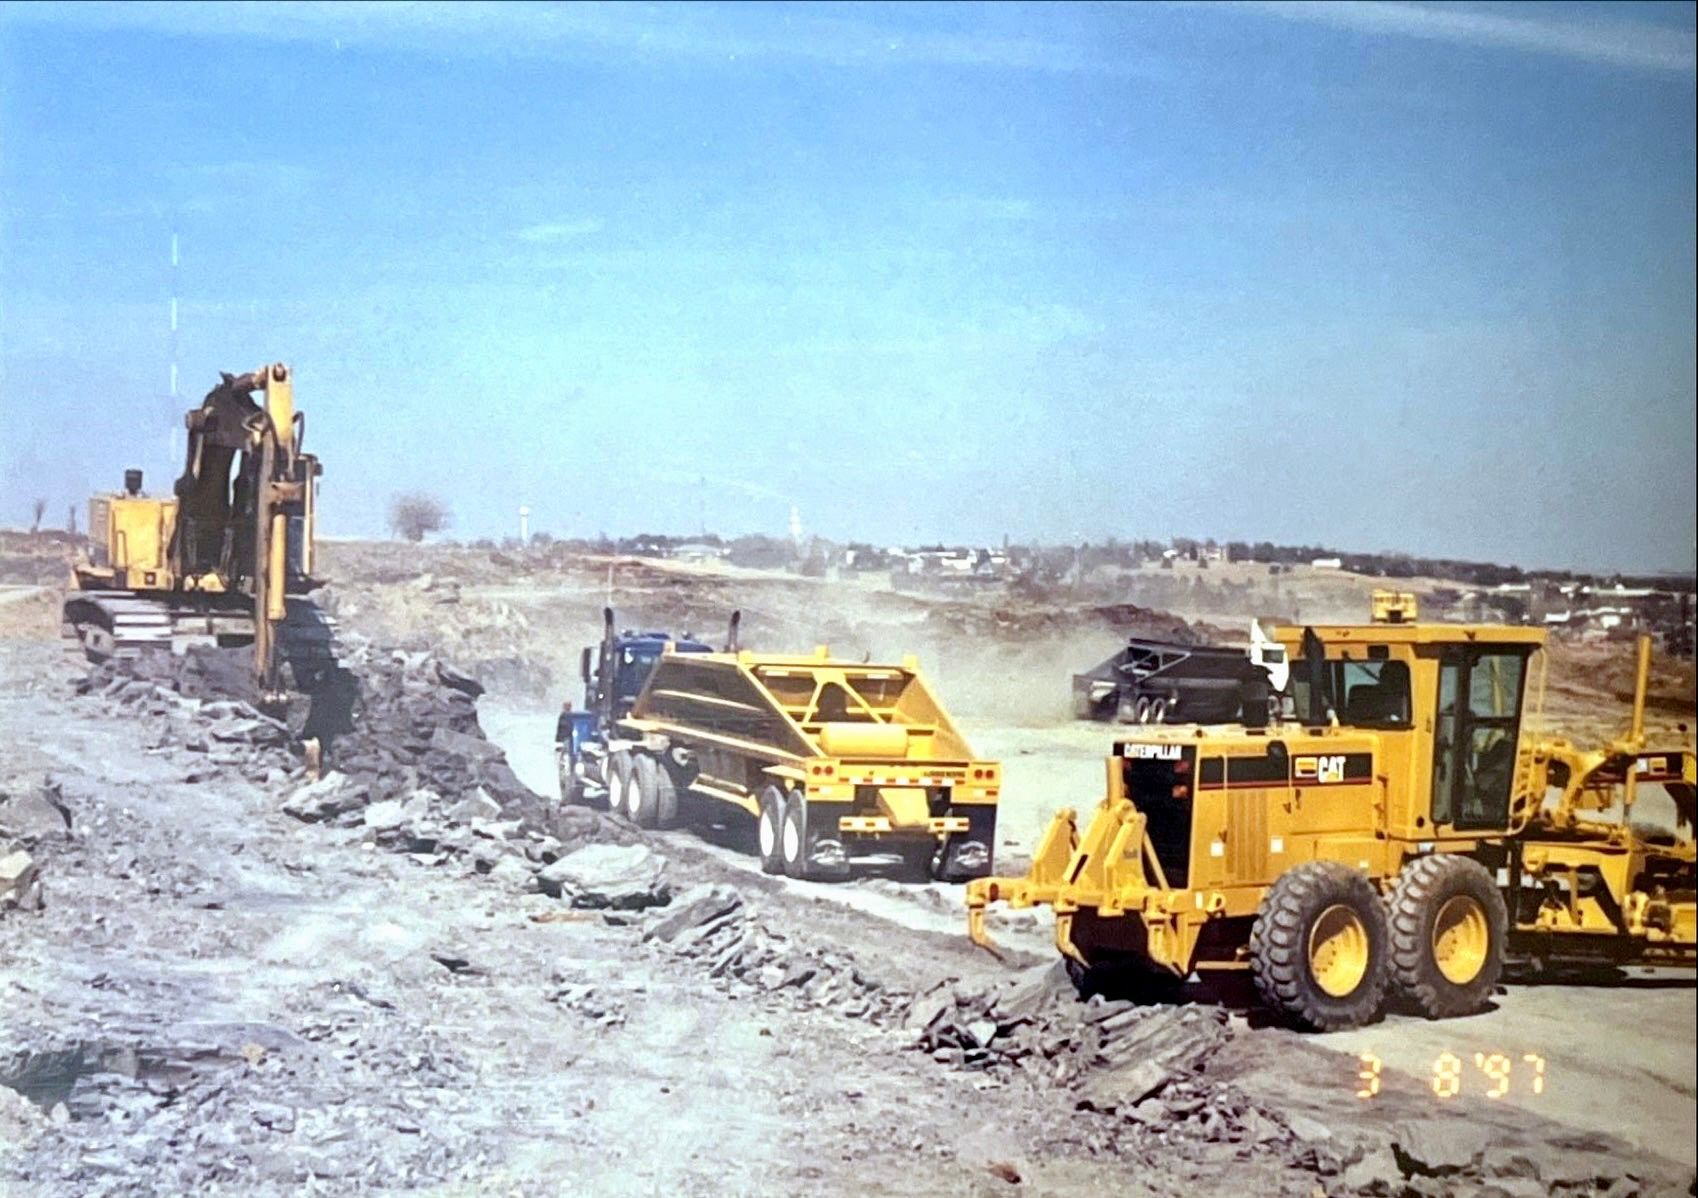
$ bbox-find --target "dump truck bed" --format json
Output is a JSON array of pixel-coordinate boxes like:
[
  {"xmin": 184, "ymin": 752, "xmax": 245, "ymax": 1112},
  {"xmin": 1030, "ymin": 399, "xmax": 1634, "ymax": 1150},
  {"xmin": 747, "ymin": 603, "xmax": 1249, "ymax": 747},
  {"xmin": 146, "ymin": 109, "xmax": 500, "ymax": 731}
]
[
  {"xmin": 617, "ymin": 647, "xmax": 999, "ymax": 880},
  {"xmin": 1072, "ymin": 637, "xmax": 1268, "ymax": 724},
  {"xmin": 627, "ymin": 650, "xmax": 976, "ymax": 764}
]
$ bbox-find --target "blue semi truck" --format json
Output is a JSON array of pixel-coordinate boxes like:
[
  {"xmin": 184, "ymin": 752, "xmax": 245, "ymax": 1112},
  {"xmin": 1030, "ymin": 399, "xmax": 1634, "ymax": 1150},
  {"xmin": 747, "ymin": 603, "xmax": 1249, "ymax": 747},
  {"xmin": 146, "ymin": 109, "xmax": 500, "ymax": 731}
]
[{"xmin": 554, "ymin": 607, "xmax": 726, "ymax": 808}]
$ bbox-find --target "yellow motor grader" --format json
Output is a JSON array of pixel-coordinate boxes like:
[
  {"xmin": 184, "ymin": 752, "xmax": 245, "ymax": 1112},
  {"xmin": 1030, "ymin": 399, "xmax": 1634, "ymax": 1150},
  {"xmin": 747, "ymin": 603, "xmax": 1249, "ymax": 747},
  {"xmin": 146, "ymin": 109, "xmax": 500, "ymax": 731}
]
[{"xmin": 968, "ymin": 595, "xmax": 1695, "ymax": 1030}]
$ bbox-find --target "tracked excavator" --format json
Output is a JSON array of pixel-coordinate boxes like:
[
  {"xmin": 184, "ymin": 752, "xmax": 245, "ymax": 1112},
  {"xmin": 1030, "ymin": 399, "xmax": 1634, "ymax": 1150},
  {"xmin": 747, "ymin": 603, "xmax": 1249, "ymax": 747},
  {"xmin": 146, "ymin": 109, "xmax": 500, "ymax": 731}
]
[{"xmin": 63, "ymin": 363, "xmax": 333, "ymax": 704}]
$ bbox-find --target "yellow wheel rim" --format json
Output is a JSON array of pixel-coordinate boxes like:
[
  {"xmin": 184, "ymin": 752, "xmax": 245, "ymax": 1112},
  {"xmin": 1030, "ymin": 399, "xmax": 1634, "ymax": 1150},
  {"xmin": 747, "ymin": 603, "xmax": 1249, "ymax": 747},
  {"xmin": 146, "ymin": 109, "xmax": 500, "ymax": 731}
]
[
  {"xmin": 1432, "ymin": 894, "xmax": 1489, "ymax": 985},
  {"xmin": 1308, "ymin": 904, "xmax": 1370, "ymax": 998}
]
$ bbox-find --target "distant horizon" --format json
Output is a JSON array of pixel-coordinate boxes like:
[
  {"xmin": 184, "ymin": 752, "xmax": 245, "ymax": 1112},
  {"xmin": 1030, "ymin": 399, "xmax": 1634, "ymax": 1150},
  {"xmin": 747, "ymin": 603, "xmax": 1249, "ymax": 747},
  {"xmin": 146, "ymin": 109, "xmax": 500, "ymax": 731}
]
[
  {"xmin": 3, "ymin": 2, "xmax": 1693, "ymax": 574},
  {"xmin": 4, "ymin": 511, "xmax": 1694, "ymax": 583}
]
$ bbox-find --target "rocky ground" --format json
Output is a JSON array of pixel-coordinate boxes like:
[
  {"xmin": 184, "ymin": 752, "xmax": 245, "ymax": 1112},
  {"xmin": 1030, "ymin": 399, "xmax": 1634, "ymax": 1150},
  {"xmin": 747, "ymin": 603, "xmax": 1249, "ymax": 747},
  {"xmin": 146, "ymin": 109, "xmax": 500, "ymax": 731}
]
[
  {"xmin": 3, "ymin": 628, "xmax": 1693, "ymax": 1197},
  {"xmin": 2, "ymin": 534, "xmax": 1695, "ymax": 1195}
]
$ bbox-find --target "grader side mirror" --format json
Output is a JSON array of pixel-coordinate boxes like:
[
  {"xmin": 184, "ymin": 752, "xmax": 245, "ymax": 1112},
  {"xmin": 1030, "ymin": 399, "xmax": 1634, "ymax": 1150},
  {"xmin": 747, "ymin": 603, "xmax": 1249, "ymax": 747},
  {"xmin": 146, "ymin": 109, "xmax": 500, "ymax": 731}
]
[{"xmin": 579, "ymin": 645, "xmax": 593, "ymax": 684}]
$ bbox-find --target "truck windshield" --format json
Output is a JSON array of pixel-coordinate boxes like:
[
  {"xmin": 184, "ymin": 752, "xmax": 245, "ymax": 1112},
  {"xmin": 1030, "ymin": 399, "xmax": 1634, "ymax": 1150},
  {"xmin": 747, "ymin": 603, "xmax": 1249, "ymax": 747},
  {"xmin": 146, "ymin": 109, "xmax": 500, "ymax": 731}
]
[{"xmin": 618, "ymin": 649, "xmax": 660, "ymax": 697}]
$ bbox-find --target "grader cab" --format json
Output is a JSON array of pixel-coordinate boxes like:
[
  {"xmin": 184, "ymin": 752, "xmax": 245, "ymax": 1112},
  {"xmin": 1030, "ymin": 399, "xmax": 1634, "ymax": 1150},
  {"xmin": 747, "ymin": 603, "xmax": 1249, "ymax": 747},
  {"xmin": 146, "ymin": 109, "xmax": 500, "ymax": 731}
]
[{"xmin": 968, "ymin": 600, "xmax": 1694, "ymax": 1030}]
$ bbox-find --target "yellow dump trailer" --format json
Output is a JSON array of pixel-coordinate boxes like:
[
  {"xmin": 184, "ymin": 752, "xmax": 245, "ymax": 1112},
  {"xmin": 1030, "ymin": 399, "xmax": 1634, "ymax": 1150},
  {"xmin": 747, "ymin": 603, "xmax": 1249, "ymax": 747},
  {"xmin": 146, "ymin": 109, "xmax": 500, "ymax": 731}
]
[{"xmin": 608, "ymin": 646, "xmax": 1001, "ymax": 881}]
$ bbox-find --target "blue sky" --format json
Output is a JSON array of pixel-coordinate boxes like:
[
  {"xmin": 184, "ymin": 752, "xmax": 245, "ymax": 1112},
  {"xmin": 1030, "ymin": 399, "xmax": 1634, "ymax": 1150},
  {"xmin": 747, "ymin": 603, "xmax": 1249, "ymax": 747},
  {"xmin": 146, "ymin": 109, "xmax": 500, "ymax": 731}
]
[{"xmin": 1, "ymin": 1, "xmax": 1693, "ymax": 572}]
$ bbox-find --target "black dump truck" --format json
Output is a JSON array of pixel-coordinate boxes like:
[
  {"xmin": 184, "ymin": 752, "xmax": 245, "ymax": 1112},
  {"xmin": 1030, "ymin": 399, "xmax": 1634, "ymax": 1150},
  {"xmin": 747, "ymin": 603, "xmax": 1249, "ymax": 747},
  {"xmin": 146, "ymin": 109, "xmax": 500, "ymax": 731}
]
[{"xmin": 1071, "ymin": 635, "xmax": 1283, "ymax": 726}]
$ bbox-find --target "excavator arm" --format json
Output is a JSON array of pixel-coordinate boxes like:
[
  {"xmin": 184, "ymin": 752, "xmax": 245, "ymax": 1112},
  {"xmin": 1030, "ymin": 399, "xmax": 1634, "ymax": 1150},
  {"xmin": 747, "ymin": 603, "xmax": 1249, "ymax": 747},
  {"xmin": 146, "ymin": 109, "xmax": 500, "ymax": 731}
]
[{"xmin": 169, "ymin": 363, "xmax": 319, "ymax": 700}]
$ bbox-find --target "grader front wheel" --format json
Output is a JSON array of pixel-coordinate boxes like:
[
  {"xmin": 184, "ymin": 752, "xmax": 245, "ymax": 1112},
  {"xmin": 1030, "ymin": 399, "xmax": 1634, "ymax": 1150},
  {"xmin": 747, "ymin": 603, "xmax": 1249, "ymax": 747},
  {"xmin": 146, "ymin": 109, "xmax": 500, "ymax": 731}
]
[
  {"xmin": 1249, "ymin": 861, "xmax": 1389, "ymax": 1031},
  {"xmin": 1388, "ymin": 854, "xmax": 1507, "ymax": 1019}
]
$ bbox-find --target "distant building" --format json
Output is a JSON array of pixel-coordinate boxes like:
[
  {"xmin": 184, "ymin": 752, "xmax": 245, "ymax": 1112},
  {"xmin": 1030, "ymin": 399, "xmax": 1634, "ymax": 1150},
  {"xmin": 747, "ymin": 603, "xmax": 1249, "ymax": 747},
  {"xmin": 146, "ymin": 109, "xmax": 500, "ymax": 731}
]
[
  {"xmin": 671, "ymin": 542, "xmax": 729, "ymax": 564},
  {"xmin": 1311, "ymin": 557, "xmax": 1343, "ymax": 570}
]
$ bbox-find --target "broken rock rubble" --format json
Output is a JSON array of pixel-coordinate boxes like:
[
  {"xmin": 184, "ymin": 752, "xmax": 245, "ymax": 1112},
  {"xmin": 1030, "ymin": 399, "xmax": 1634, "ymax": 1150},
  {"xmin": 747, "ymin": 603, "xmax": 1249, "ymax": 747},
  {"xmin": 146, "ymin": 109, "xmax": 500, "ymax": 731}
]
[
  {"xmin": 536, "ymin": 843, "xmax": 671, "ymax": 910},
  {"xmin": 646, "ymin": 883, "xmax": 908, "ymax": 1022}
]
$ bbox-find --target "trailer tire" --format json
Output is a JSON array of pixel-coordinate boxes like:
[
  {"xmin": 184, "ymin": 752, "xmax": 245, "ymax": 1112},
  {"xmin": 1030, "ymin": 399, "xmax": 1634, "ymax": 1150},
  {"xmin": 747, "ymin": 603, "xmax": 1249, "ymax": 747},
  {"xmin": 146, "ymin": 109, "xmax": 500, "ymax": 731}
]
[
  {"xmin": 1250, "ymin": 861, "xmax": 1388, "ymax": 1031},
  {"xmin": 1148, "ymin": 697, "xmax": 1169, "ymax": 724},
  {"xmin": 607, "ymin": 752, "xmax": 635, "ymax": 822},
  {"xmin": 757, "ymin": 785, "xmax": 787, "ymax": 875},
  {"xmin": 1387, "ymin": 854, "xmax": 1506, "ymax": 1020},
  {"xmin": 780, "ymin": 793, "xmax": 809, "ymax": 878},
  {"xmin": 653, "ymin": 759, "xmax": 682, "ymax": 829},
  {"xmin": 629, "ymin": 754, "xmax": 662, "ymax": 829}
]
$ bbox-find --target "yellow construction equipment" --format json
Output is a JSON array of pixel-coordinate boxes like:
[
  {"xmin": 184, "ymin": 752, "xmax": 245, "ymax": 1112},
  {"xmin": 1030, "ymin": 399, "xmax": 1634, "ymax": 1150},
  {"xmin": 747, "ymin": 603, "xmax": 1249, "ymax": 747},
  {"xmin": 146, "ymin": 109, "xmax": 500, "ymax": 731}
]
[
  {"xmin": 968, "ymin": 598, "xmax": 1694, "ymax": 1030},
  {"xmin": 568, "ymin": 620, "xmax": 1000, "ymax": 881},
  {"xmin": 63, "ymin": 364, "xmax": 330, "ymax": 702}
]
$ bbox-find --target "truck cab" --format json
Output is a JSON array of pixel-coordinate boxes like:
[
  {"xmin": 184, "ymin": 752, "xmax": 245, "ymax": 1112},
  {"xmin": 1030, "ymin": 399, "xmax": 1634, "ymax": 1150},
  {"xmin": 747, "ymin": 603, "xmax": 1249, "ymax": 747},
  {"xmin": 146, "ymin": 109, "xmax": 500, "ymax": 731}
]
[
  {"xmin": 583, "ymin": 630, "xmax": 715, "ymax": 722},
  {"xmin": 557, "ymin": 609, "xmax": 718, "ymax": 805}
]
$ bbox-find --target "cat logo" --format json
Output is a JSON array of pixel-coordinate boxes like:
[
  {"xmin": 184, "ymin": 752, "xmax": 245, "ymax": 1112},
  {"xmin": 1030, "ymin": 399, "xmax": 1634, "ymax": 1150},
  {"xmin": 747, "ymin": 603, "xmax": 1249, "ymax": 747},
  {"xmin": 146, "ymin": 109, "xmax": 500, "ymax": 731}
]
[
  {"xmin": 1123, "ymin": 743, "xmax": 1183, "ymax": 760},
  {"xmin": 1295, "ymin": 754, "xmax": 1348, "ymax": 784}
]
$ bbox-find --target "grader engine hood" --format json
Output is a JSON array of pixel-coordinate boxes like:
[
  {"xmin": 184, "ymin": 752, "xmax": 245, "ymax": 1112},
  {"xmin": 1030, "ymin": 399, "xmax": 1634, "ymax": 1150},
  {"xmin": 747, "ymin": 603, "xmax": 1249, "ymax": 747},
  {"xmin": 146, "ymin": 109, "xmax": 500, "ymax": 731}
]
[{"xmin": 966, "ymin": 739, "xmax": 1195, "ymax": 958}]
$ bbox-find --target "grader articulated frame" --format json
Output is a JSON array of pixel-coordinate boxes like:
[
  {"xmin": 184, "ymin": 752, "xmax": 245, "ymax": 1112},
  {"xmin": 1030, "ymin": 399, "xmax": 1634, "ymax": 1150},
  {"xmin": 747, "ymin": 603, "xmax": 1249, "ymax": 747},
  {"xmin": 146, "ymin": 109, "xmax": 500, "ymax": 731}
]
[{"xmin": 969, "ymin": 602, "xmax": 1694, "ymax": 1030}]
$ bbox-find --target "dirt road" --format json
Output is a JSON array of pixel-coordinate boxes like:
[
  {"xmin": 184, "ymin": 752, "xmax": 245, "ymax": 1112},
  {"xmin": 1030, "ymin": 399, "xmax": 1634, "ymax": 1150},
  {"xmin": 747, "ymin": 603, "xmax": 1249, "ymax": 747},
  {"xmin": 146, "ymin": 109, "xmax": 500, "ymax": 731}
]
[
  {"xmin": 5, "ymin": 536, "xmax": 1693, "ymax": 1196},
  {"xmin": 481, "ymin": 698, "xmax": 1698, "ymax": 1171},
  {"xmin": 1317, "ymin": 977, "xmax": 1698, "ymax": 1168}
]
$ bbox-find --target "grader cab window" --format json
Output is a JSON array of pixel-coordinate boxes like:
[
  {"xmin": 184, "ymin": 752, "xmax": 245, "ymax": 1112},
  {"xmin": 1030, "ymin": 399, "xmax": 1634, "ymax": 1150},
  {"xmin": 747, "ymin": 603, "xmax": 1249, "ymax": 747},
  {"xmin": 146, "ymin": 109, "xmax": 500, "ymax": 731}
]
[
  {"xmin": 1432, "ymin": 649, "xmax": 1529, "ymax": 830},
  {"xmin": 1288, "ymin": 658, "xmax": 1411, "ymax": 727}
]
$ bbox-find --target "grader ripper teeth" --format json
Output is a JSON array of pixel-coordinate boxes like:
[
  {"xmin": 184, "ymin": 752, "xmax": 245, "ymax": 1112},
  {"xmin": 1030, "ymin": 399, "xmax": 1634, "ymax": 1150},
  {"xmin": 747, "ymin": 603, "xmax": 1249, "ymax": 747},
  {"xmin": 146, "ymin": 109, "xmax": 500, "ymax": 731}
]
[
  {"xmin": 969, "ymin": 594, "xmax": 1695, "ymax": 1032},
  {"xmin": 593, "ymin": 643, "xmax": 1001, "ymax": 882}
]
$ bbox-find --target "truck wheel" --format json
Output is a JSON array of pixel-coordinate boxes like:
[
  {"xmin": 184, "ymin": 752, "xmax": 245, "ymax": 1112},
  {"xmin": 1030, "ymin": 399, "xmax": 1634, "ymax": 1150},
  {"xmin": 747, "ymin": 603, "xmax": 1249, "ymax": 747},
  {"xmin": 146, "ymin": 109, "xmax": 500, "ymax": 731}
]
[
  {"xmin": 1148, "ymin": 697, "xmax": 1169, "ymax": 724},
  {"xmin": 780, "ymin": 792, "xmax": 810, "ymax": 878},
  {"xmin": 629, "ymin": 754, "xmax": 662, "ymax": 829},
  {"xmin": 1250, "ymin": 861, "xmax": 1388, "ymax": 1031},
  {"xmin": 607, "ymin": 752, "xmax": 635, "ymax": 823},
  {"xmin": 653, "ymin": 760, "xmax": 681, "ymax": 830},
  {"xmin": 757, "ymin": 784, "xmax": 786, "ymax": 875},
  {"xmin": 558, "ymin": 748, "xmax": 598, "ymax": 810},
  {"xmin": 1387, "ymin": 855, "xmax": 1507, "ymax": 1019},
  {"xmin": 556, "ymin": 750, "xmax": 580, "ymax": 807}
]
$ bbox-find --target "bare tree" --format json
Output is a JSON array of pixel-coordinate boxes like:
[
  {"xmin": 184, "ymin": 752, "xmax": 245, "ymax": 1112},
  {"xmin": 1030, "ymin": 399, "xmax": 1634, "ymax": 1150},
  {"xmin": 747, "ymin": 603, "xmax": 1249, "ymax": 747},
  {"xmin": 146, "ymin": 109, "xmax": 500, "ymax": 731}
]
[
  {"xmin": 388, "ymin": 492, "xmax": 451, "ymax": 543},
  {"xmin": 29, "ymin": 498, "xmax": 46, "ymax": 533}
]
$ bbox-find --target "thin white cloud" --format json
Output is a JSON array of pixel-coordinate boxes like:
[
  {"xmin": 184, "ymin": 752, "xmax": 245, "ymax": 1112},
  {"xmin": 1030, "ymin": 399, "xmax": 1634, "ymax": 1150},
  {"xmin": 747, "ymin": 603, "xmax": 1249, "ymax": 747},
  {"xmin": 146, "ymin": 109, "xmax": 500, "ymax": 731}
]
[
  {"xmin": 1226, "ymin": 1, "xmax": 1695, "ymax": 73},
  {"xmin": 515, "ymin": 218, "xmax": 604, "ymax": 244},
  {"xmin": 1, "ymin": 1, "xmax": 1167, "ymax": 78}
]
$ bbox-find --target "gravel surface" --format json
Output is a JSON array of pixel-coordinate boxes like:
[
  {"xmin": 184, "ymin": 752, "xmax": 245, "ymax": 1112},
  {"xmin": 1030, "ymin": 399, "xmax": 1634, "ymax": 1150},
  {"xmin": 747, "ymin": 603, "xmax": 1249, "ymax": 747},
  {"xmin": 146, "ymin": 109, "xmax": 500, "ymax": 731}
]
[{"xmin": 2, "ymin": 622, "xmax": 1692, "ymax": 1196}]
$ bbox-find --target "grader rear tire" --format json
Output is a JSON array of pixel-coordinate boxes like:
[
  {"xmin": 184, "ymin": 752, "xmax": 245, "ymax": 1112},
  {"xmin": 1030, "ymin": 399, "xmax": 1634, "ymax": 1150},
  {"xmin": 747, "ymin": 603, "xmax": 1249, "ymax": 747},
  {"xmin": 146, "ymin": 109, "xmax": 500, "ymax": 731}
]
[
  {"xmin": 1387, "ymin": 854, "xmax": 1507, "ymax": 1019},
  {"xmin": 1249, "ymin": 861, "xmax": 1388, "ymax": 1031}
]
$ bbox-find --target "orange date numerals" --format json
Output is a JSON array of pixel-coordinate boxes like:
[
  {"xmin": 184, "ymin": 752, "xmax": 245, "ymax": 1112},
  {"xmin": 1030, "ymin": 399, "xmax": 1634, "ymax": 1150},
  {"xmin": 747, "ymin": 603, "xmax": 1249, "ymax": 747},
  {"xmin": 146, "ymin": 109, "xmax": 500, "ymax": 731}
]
[
  {"xmin": 1474, "ymin": 1053, "xmax": 1512, "ymax": 1099},
  {"xmin": 1357, "ymin": 1053, "xmax": 1382, "ymax": 1099},
  {"xmin": 1432, "ymin": 1051, "xmax": 1464, "ymax": 1098}
]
